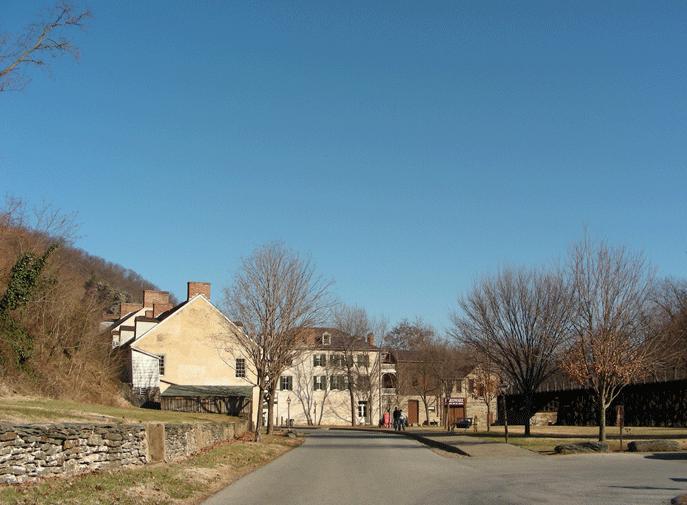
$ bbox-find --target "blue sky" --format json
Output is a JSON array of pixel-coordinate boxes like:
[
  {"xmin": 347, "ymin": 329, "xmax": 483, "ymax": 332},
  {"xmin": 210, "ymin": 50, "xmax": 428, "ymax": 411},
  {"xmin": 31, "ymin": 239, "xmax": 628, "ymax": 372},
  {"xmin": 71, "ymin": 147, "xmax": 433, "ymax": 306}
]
[{"xmin": 2, "ymin": 1, "xmax": 686, "ymax": 331}]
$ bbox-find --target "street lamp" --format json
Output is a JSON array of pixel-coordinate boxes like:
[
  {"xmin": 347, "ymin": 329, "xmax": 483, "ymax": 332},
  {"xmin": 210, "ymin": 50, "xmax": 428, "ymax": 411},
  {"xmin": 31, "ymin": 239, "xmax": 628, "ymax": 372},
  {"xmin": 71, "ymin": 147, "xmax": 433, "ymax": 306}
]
[{"xmin": 286, "ymin": 396, "xmax": 291, "ymax": 428}]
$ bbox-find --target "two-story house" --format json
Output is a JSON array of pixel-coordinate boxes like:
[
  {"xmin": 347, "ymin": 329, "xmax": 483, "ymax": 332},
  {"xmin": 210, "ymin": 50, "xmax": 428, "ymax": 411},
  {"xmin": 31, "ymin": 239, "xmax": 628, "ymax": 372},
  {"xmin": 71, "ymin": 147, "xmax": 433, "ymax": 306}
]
[{"xmin": 109, "ymin": 282, "xmax": 259, "ymax": 425}]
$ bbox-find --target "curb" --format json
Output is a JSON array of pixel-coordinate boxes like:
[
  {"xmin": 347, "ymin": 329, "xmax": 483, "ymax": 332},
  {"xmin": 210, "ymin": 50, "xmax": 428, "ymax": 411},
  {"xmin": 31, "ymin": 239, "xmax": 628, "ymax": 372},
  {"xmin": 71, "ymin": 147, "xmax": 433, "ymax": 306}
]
[{"xmin": 328, "ymin": 427, "xmax": 471, "ymax": 456}]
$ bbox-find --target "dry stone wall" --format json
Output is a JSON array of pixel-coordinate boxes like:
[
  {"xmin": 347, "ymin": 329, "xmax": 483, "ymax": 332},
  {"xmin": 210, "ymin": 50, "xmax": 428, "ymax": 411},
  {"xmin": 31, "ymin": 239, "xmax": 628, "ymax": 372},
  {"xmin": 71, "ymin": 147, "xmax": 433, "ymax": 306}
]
[
  {"xmin": 0, "ymin": 423, "xmax": 147, "ymax": 484},
  {"xmin": 164, "ymin": 420, "xmax": 249, "ymax": 462},
  {"xmin": 0, "ymin": 419, "xmax": 249, "ymax": 484}
]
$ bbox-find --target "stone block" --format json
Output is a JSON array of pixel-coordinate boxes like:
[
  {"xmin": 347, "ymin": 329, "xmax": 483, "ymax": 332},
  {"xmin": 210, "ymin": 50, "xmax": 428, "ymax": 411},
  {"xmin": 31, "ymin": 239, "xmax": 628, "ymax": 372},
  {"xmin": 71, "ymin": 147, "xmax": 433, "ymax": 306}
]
[
  {"xmin": 627, "ymin": 440, "xmax": 682, "ymax": 452},
  {"xmin": 554, "ymin": 441, "xmax": 609, "ymax": 454}
]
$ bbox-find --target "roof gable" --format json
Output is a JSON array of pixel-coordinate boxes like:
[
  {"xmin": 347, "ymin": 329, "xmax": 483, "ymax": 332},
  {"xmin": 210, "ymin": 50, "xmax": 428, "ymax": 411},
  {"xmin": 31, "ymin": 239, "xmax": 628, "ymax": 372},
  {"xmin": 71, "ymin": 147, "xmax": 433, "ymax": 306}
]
[{"xmin": 131, "ymin": 295, "xmax": 242, "ymax": 350}]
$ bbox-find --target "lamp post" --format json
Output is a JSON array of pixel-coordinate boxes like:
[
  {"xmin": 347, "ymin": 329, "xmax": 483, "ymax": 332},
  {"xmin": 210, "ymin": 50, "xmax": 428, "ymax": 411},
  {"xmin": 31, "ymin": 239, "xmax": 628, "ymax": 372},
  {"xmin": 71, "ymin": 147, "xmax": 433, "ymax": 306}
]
[{"xmin": 286, "ymin": 396, "xmax": 291, "ymax": 428}]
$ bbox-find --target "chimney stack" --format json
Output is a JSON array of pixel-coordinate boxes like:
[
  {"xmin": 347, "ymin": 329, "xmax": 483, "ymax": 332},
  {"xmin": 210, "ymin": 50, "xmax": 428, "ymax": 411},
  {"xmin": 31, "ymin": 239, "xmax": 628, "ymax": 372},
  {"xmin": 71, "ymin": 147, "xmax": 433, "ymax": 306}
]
[
  {"xmin": 143, "ymin": 290, "xmax": 170, "ymax": 308},
  {"xmin": 153, "ymin": 303, "xmax": 173, "ymax": 318},
  {"xmin": 119, "ymin": 302, "xmax": 143, "ymax": 317},
  {"xmin": 366, "ymin": 332, "xmax": 375, "ymax": 346},
  {"xmin": 187, "ymin": 282, "xmax": 211, "ymax": 301}
]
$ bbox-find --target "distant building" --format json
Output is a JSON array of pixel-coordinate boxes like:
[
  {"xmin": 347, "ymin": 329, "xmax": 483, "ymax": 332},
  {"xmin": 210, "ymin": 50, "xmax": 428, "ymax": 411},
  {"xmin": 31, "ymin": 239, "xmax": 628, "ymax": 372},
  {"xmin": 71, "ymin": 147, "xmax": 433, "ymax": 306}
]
[
  {"xmin": 107, "ymin": 285, "xmax": 495, "ymax": 429},
  {"xmin": 108, "ymin": 282, "xmax": 258, "ymax": 425}
]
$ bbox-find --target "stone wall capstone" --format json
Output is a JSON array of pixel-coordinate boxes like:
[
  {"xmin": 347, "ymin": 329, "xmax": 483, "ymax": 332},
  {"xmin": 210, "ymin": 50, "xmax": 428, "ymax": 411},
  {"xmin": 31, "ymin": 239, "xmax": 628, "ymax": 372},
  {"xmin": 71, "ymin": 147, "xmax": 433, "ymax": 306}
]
[{"xmin": 0, "ymin": 423, "xmax": 147, "ymax": 484}]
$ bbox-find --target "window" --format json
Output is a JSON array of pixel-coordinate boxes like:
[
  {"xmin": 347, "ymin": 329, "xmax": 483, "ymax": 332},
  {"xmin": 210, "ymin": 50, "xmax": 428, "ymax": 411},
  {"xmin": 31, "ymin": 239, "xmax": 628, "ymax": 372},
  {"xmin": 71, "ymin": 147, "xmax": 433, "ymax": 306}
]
[
  {"xmin": 235, "ymin": 358, "xmax": 245, "ymax": 378},
  {"xmin": 280, "ymin": 376, "xmax": 293, "ymax": 391},
  {"xmin": 158, "ymin": 355, "xmax": 165, "ymax": 376},
  {"xmin": 356, "ymin": 375, "xmax": 370, "ymax": 390},
  {"xmin": 357, "ymin": 354, "xmax": 369, "ymax": 367},
  {"xmin": 468, "ymin": 379, "xmax": 475, "ymax": 394},
  {"xmin": 314, "ymin": 376, "xmax": 327, "ymax": 391},
  {"xmin": 321, "ymin": 332, "xmax": 331, "ymax": 346},
  {"xmin": 357, "ymin": 401, "xmax": 368, "ymax": 419},
  {"xmin": 330, "ymin": 375, "xmax": 347, "ymax": 390},
  {"xmin": 330, "ymin": 354, "xmax": 344, "ymax": 367},
  {"xmin": 313, "ymin": 354, "xmax": 326, "ymax": 367}
]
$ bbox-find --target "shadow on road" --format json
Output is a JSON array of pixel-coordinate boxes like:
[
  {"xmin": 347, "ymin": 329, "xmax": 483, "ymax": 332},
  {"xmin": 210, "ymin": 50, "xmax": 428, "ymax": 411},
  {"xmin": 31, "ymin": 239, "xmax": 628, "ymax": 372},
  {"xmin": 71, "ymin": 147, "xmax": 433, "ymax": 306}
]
[{"xmin": 644, "ymin": 453, "xmax": 687, "ymax": 460}]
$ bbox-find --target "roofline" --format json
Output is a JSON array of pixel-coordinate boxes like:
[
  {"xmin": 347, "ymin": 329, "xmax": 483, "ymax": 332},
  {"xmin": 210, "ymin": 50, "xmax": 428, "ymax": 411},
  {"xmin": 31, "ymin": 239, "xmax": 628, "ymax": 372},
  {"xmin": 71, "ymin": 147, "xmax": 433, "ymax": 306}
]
[{"xmin": 131, "ymin": 294, "xmax": 242, "ymax": 350}]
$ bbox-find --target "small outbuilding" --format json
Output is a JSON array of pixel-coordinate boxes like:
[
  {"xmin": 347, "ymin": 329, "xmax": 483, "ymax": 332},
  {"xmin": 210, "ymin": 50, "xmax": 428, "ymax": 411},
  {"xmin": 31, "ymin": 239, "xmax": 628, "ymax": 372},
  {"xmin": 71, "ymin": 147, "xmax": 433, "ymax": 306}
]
[{"xmin": 160, "ymin": 385, "xmax": 252, "ymax": 419}]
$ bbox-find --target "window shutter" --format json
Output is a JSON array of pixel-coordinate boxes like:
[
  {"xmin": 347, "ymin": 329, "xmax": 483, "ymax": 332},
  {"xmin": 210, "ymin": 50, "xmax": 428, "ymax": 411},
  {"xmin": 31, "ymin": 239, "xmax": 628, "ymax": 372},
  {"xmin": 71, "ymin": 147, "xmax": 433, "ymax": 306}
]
[{"xmin": 321, "ymin": 354, "xmax": 326, "ymax": 366}]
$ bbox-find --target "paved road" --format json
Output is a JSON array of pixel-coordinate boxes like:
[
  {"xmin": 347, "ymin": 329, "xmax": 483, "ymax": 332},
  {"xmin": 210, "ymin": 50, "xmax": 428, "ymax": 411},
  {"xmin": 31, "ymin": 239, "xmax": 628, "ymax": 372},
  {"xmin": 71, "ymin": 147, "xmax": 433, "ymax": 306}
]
[{"xmin": 203, "ymin": 430, "xmax": 687, "ymax": 505}]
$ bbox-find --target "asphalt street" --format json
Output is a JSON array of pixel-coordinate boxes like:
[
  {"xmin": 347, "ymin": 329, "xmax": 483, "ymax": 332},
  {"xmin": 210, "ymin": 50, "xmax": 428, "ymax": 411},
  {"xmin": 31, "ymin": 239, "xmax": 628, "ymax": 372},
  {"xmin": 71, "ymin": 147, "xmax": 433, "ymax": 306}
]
[{"xmin": 203, "ymin": 430, "xmax": 687, "ymax": 505}]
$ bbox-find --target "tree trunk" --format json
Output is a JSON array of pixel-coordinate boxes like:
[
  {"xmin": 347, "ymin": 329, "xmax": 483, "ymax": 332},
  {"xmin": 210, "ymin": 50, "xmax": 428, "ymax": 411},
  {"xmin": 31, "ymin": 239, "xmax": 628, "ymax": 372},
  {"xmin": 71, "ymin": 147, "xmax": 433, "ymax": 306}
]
[
  {"xmin": 348, "ymin": 385, "xmax": 356, "ymax": 426},
  {"xmin": 486, "ymin": 402, "xmax": 491, "ymax": 432},
  {"xmin": 598, "ymin": 397, "xmax": 607, "ymax": 442},
  {"xmin": 423, "ymin": 399, "xmax": 430, "ymax": 427},
  {"xmin": 523, "ymin": 393, "xmax": 532, "ymax": 437},
  {"xmin": 254, "ymin": 388, "xmax": 263, "ymax": 442},
  {"xmin": 266, "ymin": 385, "xmax": 276, "ymax": 434}
]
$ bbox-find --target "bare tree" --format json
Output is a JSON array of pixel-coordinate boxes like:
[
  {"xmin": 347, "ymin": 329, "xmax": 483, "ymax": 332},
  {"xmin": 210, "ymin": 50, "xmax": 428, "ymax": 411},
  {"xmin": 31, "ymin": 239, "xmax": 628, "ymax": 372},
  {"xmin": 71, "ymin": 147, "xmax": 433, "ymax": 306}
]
[
  {"xmin": 429, "ymin": 341, "xmax": 469, "ymax": 430},
  {"xmin": 290, "ymin": 353, "xmax": 334, "ymax": 426},
  {"xmin": 331, "ymin": 305, "xmax": 386, "ymax": 426},
  {"xmin": 470, "ymin": 353, "xmax": 501, "ymax": 431},
  {"xmin": 391, "ymin": 320, "xmax": 440, "ymax": 425},
  {"xmin": 451, "ymin": 268, "xmax": 573, "ymax": 436},
  {"xmin": 1, "ymin": 2, "xmax": 90, "ymax": 93},
  {"xmin": 384, "ymin": 318, "xmax": 434, "ymax": 350},
  {"xmin": 651, "ymin": 278, "xmax": 687, "ymax": 377},
  {"xmin": 561, "ymin": 239, "xmax": 658, "ymax": 441},
  {"xmin": 223, "ymin": 243, "xmax": 332, "ymax": 440}
]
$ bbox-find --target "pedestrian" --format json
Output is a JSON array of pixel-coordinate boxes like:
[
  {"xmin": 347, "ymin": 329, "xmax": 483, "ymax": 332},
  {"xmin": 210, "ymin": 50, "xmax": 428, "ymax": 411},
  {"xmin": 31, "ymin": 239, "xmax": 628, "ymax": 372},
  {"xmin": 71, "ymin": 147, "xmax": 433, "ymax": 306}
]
[
  {"xmin": 392, "ymin": 407, "xmax": 400, "ymax": 431},
  {"xmin": 384, "ymin": 409, "xmax": 391, "ymax": 429},
  {"xmin": 399, "ymin": 410, "xmax": 406, "ymax": 431}
]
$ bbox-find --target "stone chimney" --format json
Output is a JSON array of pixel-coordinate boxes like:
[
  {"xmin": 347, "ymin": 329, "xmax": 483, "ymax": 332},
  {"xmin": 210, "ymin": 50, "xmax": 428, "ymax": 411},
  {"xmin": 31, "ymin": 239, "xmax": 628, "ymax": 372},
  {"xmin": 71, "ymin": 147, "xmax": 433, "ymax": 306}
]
[
  {"xmin": 187, "ymin": 282, "xmax": 211, "ymax": 301},
  {"xmin": 119, "ymin": 302, "xmax": 142, "ymax": 317},
  {"xmin": 366, "ymin": 332, "xmax": 375, "ymax": 346},
  {"xmin": 143, "ymin": 290, "xmax": 170, "ymax": 308}
]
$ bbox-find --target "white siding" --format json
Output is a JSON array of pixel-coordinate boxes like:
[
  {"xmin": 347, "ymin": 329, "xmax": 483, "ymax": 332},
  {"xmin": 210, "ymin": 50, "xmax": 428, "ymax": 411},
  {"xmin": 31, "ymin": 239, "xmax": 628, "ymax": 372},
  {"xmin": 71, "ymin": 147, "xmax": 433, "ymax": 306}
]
[{"xmin": 131, "ymin": 350, "xmax": 160, "ymax": 389}]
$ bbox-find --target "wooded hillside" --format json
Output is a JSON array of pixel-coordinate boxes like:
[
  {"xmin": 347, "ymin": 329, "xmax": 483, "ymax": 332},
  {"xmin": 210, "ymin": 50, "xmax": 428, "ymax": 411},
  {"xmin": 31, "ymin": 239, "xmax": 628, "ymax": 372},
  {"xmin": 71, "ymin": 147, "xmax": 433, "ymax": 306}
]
[{"xmin": 0, "ymin": 199, "xmax": 162, "ymax": 403}]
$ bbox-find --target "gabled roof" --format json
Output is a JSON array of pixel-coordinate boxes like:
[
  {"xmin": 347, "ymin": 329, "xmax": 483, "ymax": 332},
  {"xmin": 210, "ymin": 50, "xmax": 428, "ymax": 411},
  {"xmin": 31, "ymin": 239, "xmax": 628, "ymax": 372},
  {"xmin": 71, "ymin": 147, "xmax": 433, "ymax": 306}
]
[
  {"xmin": 296, "ymin": 327, "xmax": 378, "ymax": 351},
  {"xmin": 131, "ymin": 294, "xmax": 241, "ymax": 350},
  {"xmin": 161, "ymin": 385, "xmax": 252, "ymax": 398}
]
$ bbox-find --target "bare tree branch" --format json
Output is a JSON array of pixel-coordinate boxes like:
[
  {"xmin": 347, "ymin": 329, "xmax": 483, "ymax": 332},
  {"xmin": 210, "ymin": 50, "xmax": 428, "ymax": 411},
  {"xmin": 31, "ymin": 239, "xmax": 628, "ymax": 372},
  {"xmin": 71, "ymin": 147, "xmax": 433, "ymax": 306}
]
[{"xmin": 0, "ymin": 2, "xmax": 90, "ymax": 92}]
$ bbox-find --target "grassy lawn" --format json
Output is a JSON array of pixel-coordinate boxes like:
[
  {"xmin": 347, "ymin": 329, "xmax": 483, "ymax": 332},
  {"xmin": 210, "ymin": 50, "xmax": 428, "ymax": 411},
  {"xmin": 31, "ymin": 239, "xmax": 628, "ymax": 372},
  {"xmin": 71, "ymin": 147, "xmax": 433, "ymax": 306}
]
[
  {"xmin": 0, "ymin": 397, "xmax": 239, "ymax": 424},
  {"xmin": 0, "ymin": 433, "xmax": 302, "ymax": 505}
]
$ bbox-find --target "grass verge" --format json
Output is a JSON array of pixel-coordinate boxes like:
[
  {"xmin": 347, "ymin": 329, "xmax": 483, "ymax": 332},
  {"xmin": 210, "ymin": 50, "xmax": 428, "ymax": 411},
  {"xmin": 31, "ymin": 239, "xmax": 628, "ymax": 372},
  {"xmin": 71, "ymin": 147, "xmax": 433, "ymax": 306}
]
[
  {"xmin": 0, "ymin": 434, "xmax": 302, "ymax": 505},
  {"xmin": 0, "ymin": 397, "xmax": 239, "ymax": 424}
]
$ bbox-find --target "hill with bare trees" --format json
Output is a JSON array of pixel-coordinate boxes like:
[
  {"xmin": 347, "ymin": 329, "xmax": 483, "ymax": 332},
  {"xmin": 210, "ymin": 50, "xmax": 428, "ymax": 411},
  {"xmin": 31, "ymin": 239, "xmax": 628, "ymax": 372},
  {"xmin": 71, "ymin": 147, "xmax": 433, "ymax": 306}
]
[{"xmin": 0, "ymin": 199, "xmax": 162, "ymax": 403}]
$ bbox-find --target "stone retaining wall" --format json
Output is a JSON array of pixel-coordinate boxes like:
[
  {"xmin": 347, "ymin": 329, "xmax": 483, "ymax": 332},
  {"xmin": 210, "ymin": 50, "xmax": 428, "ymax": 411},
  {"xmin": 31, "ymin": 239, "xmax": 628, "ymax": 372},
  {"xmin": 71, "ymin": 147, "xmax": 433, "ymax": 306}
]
[
  {"xmin": 0, "ymin": 423, "xmax": 147, "ymax": 484},
  {"xmin": 164, "ymin": 420, "xmax": 249, "ymax": 462},
  {"xmin": 0, "ymin": 419, "xmax": 249, "ymax": 484}
]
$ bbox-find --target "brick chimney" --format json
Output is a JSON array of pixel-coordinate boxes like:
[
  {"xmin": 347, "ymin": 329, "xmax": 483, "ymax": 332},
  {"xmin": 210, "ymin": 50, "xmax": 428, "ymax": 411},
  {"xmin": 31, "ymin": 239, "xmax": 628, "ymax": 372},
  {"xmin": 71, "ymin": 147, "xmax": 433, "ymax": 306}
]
[
  {"xmin": 153, "ymin": 303, "xmax": 173, "ymax": 318},
  {"xmin": 366, "ymin": 332, "xmax": 375, "ymax": 346},
  {"xmin": 119, "ymin": 302, "xmax": 142, "ymax": 317},
  {"xmin": 187, "ymin": 282, "xmax": 211, "ymax": 301},
  {"xmin": 143, "ymin": 290, "xmax": 170, "ymax": 308}
]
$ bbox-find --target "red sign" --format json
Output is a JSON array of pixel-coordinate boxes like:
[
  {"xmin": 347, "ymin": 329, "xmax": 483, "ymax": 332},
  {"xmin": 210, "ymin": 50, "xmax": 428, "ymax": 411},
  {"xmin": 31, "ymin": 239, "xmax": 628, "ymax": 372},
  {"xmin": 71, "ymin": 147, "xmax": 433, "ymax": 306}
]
[{"xmin": 444, "ymin": 397, "xmax": 465, "ymax": 407}]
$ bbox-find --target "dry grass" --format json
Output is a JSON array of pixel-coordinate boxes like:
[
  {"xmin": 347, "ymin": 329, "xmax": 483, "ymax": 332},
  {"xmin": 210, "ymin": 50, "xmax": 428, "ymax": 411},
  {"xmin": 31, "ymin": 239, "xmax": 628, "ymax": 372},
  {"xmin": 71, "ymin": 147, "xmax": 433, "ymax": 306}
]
[
  {"xmin": 0, "ymin": 397, "xmax": 240, "ymax": 425},
  {"xmin": 461, "ymin": 425, "xmax": 687, "ymax": 454},
  {"xmin": 0, "ymin": 433, "xmax": 303, "ymax": 505}
]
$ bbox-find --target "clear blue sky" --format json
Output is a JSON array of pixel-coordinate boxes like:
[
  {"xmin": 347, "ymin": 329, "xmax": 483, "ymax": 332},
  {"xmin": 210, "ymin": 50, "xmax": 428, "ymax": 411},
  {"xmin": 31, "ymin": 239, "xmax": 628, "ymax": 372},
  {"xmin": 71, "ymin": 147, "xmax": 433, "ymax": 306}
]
[{"xmin": 2, "ymin": 1, "xmax": 686, "ymax": 331}]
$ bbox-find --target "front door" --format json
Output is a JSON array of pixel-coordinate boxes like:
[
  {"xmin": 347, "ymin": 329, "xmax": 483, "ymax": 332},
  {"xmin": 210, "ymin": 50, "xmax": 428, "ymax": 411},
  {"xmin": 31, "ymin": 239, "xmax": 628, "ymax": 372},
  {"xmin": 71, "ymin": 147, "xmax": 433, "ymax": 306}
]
[{"xmin": 408, "ymin": 400, "xmax": 419, "ymax": 426}]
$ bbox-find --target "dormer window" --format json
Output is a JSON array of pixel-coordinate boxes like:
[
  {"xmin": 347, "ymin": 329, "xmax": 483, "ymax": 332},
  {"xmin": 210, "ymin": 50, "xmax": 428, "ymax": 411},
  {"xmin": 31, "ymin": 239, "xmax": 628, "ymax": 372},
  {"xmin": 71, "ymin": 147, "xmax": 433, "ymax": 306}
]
[{"xmin": 322, "ymin": 332, "xmax": 331, "ymax": 346}]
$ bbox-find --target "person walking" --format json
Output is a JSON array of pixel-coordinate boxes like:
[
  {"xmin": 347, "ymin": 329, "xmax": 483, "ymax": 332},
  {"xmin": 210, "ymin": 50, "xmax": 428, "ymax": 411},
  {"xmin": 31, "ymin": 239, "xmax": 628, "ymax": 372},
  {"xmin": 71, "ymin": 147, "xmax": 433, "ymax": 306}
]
[
  {"xmin": 399, "ymin": 410, "xmax": 406, "ymax": 431},
  {"xmin": 392, "ymin": 407, "xmax": 400, "ymax": 431}
]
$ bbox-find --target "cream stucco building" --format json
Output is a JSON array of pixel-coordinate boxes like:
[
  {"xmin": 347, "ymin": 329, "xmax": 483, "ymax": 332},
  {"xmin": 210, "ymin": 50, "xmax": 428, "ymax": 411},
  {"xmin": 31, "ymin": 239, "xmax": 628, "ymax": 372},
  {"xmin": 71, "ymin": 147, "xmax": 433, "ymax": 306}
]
[{"xmin": 110, "ymin": 282, "xmax": 260, "ymax": 425}]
